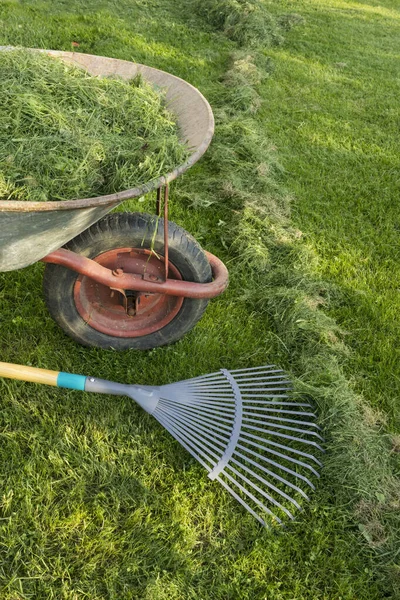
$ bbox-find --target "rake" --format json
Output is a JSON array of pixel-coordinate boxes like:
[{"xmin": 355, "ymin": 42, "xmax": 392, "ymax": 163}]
[{"xmin": 0, "ymin": 361, "xmax": 323, "ymax": 526}]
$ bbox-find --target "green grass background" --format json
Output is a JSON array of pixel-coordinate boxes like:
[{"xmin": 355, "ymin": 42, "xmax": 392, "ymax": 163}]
[
  {"xmin": 0, "ymin": 0, "xmax": 399, "ymax": 598},
  {"xmin": 262, "ymin": 0, "xmax": 400, "ymax": 431}
]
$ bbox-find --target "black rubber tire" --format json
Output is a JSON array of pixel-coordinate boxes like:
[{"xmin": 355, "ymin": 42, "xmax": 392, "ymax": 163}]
[{"xmin": 43, "ymin": 212, "xmax": 212, "ymax": 350}]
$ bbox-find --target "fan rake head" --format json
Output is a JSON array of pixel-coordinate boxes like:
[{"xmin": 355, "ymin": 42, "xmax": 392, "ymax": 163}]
[
  {"xmin": 149, "ymin": 365, "xmax": 323, "ymax": 526},
  {"xmin": 0, "ymin": 359, "xmax": 323, "ymax": 526}
]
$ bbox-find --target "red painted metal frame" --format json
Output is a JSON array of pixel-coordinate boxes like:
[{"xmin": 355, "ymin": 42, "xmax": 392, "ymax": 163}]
[
  {"xmin": 163, "ymin": 185, "xmax": 169, "ymax": 282},
  {"xmin": 155, "ymin": 184, "xmax": 170, "ymax": 282},
  {"xmin": 42, "ymin": 249, "xmax": 229, "ymax": 299}
]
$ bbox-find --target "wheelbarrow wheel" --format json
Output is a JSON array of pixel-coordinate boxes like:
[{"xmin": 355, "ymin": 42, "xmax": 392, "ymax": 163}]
[{"xmin": 43, "ymin": 212, "xmax": 212, "ymax": 350}]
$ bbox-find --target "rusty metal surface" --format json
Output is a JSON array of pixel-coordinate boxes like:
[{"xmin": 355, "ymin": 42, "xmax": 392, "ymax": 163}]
[
  {"xmin": 73, "ymin": 247, "xmax": 184, "ymax": 337},
  {"xmin": 42, "ymin": 248, "xmax": 229, "ymax": 299},
  {"xmin": 163, "ymin": 184, "xmax": 169, "ymax": 281},
  {"xmin": 0, "ymin": 48, "xmax": 215, "ymax": 271},
  {"xmin": 156, "ymin": 188, "xmax": 162, "ymax": 217}
]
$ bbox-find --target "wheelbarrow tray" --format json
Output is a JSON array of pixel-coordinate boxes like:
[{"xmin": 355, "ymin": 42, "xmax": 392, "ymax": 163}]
[{"xmin": 0, "ymin": 48, "xmax": 214, "ymax": 272}]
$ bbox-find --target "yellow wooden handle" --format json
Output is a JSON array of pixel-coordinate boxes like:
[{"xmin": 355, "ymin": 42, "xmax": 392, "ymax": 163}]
[{"xmin": 0, "ymin": 361, "xmax": 59, "ymax": 386}]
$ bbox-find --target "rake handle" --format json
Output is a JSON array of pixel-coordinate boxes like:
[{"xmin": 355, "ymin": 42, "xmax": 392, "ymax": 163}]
[
  {"xmin": 0, "ymin": 361, "xmax": 86, "ymax": 390},
  {"xmin": 0, "ymin": 360, "xmax": 159, "ymax": 412}
]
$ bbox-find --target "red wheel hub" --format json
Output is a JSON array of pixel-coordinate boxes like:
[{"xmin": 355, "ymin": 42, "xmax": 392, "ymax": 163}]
[{"xmin": 73, "ymin": 248, "xmax": 183, "ymax": 337}]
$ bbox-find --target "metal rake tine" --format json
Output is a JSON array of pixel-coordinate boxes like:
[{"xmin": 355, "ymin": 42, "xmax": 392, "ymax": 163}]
[
  {"xmin": 183, "ymin": 389, "xmax": 236, "ymax": 395},
  {"xmin": 159, "ymin": 397, "xmax": 235, "ymax": 423},
  {"xmin": 179, "ymin": 370, "xmax": 221, "ymax": 380},
  {"xmin": 155, "ymin": 411, "xmax": 217, "ymax": 471},
  {"xmin": 168, "ymin": 390, "xmax": 235, "ymax": 400},
  {"xmin": 229, "ymin": 458, "xmax": 306, "ymax": 508},
  {"xmin": 222, "ymin": 469, "xmax": 293, "ymax": 522},
  {"xmin": 157, "ymin": 405, "xmax": 228, "ymax": 454},
  {"xmin": 155, "ymin": 412, "xmax": 214, "ymax": 472},
  {"xmin": 226, "ymin": 464, "xmax": 299, "ymax": 517},
  {"xmin": 176, "ymin": 371, "xmax": 225, "ymax": 384},
  {"xmin": 179, "ymin": 392, "xmax": 238, "ymax": 399},
  {"xmin": 169, "ymin": 396, "xmax": 237, "ymax": 410},
  {"xmin": 241, "ymin": 430, "xmax": 323, "ymax": 467},
  {"xmin": 163, "ymin": 394, "xmax": 236, "ymax": 408},
  {"xmin": 239, "ymin": 435, "xmax": 322, "ymax": 476},
  {"xmin": 229, "ymin": 365, "xmax": 280, "ymax": 373},
  {"xmin": 158, "ymin": 409, "xmax": 290, "ymax": 526},
  {"xmin": 173, "ymin": 381, "xmax": 231, "ymax": 389},
  {"xmin": 241, "ymin": 388, "xmax": 294, "ymax": 394},
  {"xmin": 182, "ymin": 380, "xmax": 230, "ymax": 388},
  {"xmin": 184, "ymin": 383, "xmax": 234, "ymax": 390},
  {"xmin": 157, "ymin": 406, "xmax": 233, "ymax": 434},
  {"xmin": 241, "ymin": 393, "xmax": 290, "ymax": 398},
  {"xmin": 236, "ymin": 443, "xmax": 317, "ymax": 488},
  {"xmin": 161, "ymin": 404, "xmax": 315, "ymax": 498},
  {"xmin": 184, "ymin": 380, "xmax": 233, "ymax": 388},
  {"xmin": 162, "ymin": 410, "xmax": 226, "ymax": 460},
  {"xmin": 243, "ymin": 423, "xmax": 325, "ymax": 451},
  {"xmin": 179, "ymin": 387, "xmax": 236, "ymax": 394},
  {"xmin": 242, "ymin": 411, "xmax": 321, "ymax": 430},
  {"xmin": 162, "ymin": 408, "xmax": 230, "ymax": 449},
  {"xmin": 243, "ymin": 400, "xmax": 313, "ymax": 408},
  {"xmin": 158, "ymin": 411, "xmax": 293, "ymax": 524},
  {"xmin": 160, "ymin": 395, "xmax": 235, "ymax": 417},
  {"xmin": 158, "ymin": 402, "xmax": 233, "ymax": 435},
  {"xmin": 243, "ymin": 417, "xmax": 324, "ymax": 440},
  {"xmin": 243, "ymin": 406, "xmax": 317, "ymax": 417},
  {"xmin": 161, "ymin": 394, "xmax": 233, "ymax": 414},
  {"xmin": 216, "ymin": 476, "xmax": 272, "ymax": 526},
  {"xmin": 157, "ymin": 402, "xmax": 232, "ymax": 444},
  {"xmin": 161, "ymin": 374, "xmax": 221, "ymax": 389},
  {"xmin": 237, "ymin": 382, "xmax": 292, "ymax": 389},
  {"xmin": 234, "ymin": 450, "xmax": 312, "ymax": 497},
  {"xmin": 235, "ymin": 374, "xmax": 291, "ymax": 383}
]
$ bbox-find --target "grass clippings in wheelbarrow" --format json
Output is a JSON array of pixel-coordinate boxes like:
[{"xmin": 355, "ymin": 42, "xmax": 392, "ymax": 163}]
[{"xmin": 0, "ymin": 49, "xmax": 189, "ymax": 202}]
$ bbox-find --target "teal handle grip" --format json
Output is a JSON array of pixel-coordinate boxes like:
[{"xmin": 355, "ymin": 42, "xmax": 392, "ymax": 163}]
[{"xmin": 57, "ymin": 372, "xmax": 87, "ymax": 391}]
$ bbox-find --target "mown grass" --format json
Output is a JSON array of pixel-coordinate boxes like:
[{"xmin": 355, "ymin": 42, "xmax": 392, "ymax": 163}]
[
  {"xmin": 0, "ymin": 0, "xmax": 399, "ymax": 598},
  {"xmin": 0, "ymin": 49, "xmax": 189, "ymax": 201},
  {"xmin": 260, "ymin": 0, "xmax": 400, "ymax": 431}
]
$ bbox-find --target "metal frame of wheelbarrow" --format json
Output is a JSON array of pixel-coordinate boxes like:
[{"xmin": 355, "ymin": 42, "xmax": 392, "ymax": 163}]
[
  {"xmin": 41, "ymin": 184, "xmax": 229, "ymax": 302},
  {"xmin": 0, "ymin": 50, "xmax": 218, "ymax": 271},
  {"xmin": 0, "ymin": 48, "xmax": 228, "ymax": 337}
]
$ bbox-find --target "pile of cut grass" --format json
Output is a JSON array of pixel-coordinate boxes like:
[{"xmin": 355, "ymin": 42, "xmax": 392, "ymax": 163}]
[
  {"xmin": 193, "ymin": 0, "xmax": 284, "ymax": 47},
  {"xmin": 0, "ymin": 49, "xmax": 188, "ymax": 202}
]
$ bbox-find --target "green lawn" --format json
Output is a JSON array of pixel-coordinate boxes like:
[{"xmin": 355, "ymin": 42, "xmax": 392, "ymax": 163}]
[
  {"xmin": 261, "ymin": 0, "xmax": 400, "ymax": 431},
  {"xmin": 0, "ymin": 1, "xmax": 399, "ymax": 598}
]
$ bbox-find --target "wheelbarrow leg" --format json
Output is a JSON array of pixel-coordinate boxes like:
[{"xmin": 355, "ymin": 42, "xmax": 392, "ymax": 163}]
[
  {"xmin": 163, "ymin": 185, "xmax": 169, "ymax": 282},
  {"xmin": 155, "ymin": 183, "xmax": 170, "ymax": 282}
]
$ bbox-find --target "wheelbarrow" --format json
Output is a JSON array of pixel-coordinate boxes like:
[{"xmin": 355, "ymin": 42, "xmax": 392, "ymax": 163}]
[{"xmin": 0, "ymin": 49, "xmax": 228, "ymax": 350}]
